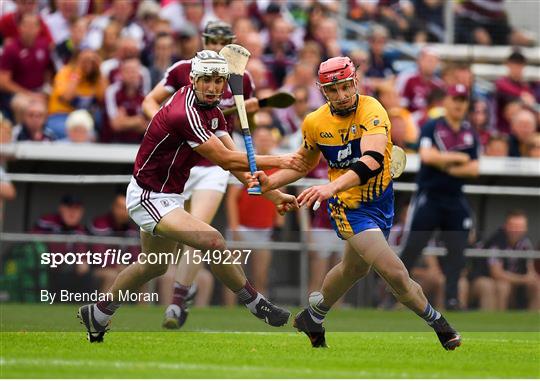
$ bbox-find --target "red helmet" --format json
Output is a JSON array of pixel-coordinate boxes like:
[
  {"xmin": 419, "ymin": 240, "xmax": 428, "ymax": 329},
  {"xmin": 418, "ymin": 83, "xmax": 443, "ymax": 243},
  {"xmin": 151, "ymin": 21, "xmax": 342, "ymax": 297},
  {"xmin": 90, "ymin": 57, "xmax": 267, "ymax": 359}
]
[{"xmin": 317, "ymin": 57, "xmax": 356, "ymax": 87}]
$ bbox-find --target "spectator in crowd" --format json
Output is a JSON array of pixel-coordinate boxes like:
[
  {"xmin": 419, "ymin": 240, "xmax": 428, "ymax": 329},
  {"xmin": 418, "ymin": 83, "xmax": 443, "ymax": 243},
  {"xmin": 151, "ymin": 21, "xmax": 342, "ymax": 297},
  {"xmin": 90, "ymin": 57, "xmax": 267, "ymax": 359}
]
[
  {"xmin": 417, "ymin": 87, "xmax": 446, "ymax": 128},
  {"xmin": 33, "ymin": 194, "xmax": 93, "ymax": 295},
  {"xmin": 282, "ymin": 60, "xmax": 325, "ymax": 112},
  {"xmin": 397, "ymin": 47, "xmax": 444, "ymax": 118},
  {"xmin": 400, "ymin": 84, "xmax": 480, "ymax": 310},
  {"xmin": 149, "ymin": 33, "xmax": 175, "ymax": 87},
  {"xmin": 63, "ymin": 109, "xmax": 95, "ymax": 143},
  {"xmin": 297, "ymin": 41, "xmax": 324, "ymax": 70},
  {"xmin": 376, "ymin": 82, "xmax": 418, "ymax": 151},
  {"xmin": 484, "ymin": 134, "xmax": 510, "ymax": 157},
  {"xmin": 89, "ymin": 189, "xmax": 139, "ymax": 293},
  {"xmin": 42, "ymin": 0, "xmax": 79, "ymax": 46},
  {"xmin": 0, "ymin": 12, "xmax": 54, "ymax": 114},
  {"xmin": 0, "ymin": 0, "xmax": 53, "ymax": 46},
  {"xmin": 96, "ymin": 20, "xmax": 122, "ymax": 62},
  {"xmin": 54, "ymin": 18, "xmax": 89, "ymax": 67},
  {"xmin": 8, "ymin": 93, "xmax": 31, "ymax": 126},
  {"xmin": 101, "ymin": 36, "xmax": 152, "ymax": 94},
  {"xmin": 47, "ymin": 48, "xmax": 106, "ymax": 138},
  {"xmin": 232, "ymin": 18, "xmax": 257, "ymax": 47},
  {"xmin": 365, "ymin": 24, "xmax": 396, "ymax": 80},
  {"xmin": 310, "ymin": 17, "xmax": 341, "ymax": 61},
  {"xmin": 508, "ymin": 109, "xmax": 537, "ymax": 157},
  {"xmin": 0, "ymin": 115, "xmax": 16, "ymax": 223},
  {"xmin": 242, "ymin": 32, "xmax": 264, "ymax": 61},
  {"xmin": 246, "ymin": 58, "xmax": 276, "ymax": 91},
  {"xmin": 225, "ymin": 126, "xmax": 280, "ymax": 303},
  {"xmin": 410, "ymin": 0, "xmax": 445, "ymax": 42},
  {"xmin": 469, "ymin": 98, "xmax": 494, "ymax": 147},
  {"xmin": 375, "ymin": 0, "xmax": 415, "ymax": 41},
  {"xmin": 525, "ymin": 133, "xmax": 540, "ymax": 158},
  {"xmin": 102, "ymin": 58, "xmax": 147, "ymax": 143},
  {"xmin": 262, "ymin": 17, "xmax": 297, "ymax": 88},
  {"xmin": 455, "ymin": 0, "xmax": 534, "ymax": 46},
  {"xmin": 468, "ymin": 211, "xmax": 539, "ymax": 310},
  {"xmin": 12, "ymin": 97, "xmax": 55, "ymax": 141},
  {"xmin": 275, "ymin": 86, "xmax": 311, "ymax": 150},
  {"xmin": 174, "ymin": 22, "xmax": 201, "ymax": 61},
  {"xmin": 86, "ymin": 0, "xmax": 144, "ymax": 51},
  {"xmin": 495, "ymin": 51, "xmax": 536, "ymax": 134}
]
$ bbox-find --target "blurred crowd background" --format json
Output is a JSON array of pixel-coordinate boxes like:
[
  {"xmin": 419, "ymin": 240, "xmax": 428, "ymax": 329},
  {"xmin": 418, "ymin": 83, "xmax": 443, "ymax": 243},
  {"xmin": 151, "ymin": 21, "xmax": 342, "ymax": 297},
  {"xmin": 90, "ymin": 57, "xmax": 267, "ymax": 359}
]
[{"xmin": 0, "ymin": 0, "xmax": 539, "ymax": 312}]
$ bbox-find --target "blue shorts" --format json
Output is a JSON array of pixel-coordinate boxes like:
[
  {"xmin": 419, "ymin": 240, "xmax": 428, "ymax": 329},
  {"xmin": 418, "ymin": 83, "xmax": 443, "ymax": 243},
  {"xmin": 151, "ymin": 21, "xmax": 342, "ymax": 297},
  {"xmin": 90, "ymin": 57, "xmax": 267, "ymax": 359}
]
[{"xmin": 328, "ymin": 183, "xmax": 394, "ymax": 240}]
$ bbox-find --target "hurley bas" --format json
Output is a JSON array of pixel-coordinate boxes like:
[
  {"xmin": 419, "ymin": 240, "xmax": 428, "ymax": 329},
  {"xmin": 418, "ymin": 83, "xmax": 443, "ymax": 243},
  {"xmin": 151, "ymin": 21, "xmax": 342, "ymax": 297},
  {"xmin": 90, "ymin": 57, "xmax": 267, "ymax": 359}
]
[{"xmin": 41, "ymin": 290, "xmax": 159, "ymax": 304}]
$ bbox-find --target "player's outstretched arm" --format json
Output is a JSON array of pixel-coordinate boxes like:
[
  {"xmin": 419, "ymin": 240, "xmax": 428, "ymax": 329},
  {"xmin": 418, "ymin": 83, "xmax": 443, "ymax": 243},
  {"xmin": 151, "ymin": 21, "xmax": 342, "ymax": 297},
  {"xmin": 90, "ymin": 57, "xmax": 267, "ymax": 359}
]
[
  {"xmin": 250, "ymin": 146, "xmax": 321, "ymax": 193},
  {"xmin": 195, "ymin": 134, "xmax": 308, "ymax": 172},
  {"xmin": 298, "ymin": 134, "xmax": 387, "ymax": 209}
]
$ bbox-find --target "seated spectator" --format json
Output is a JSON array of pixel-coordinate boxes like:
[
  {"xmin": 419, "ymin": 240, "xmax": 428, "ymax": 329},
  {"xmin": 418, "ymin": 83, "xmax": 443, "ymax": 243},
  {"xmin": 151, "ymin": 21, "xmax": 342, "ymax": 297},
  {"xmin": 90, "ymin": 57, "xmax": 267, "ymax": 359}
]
[
  {"xmin": 0, "ymin": 13, "xmax": 53, "ymax": 114},
  {"xmin": 365, "ymin": 24, "xmax": 396, "ymax": 80},
  {"xmin": 275, "ymin": 86, "xmax": 311, "ymax": 150},
  {"xmin": 410, "ymin": 0, "xmax": 445, "ymax": 42},
  {"xmin": 0, "ymin": 116, "xmax": 16, "ymax": 221},
  {"xmin": 0, "ymin": 0, "xmax": 53, "ymax": 46},
  {"xmin": 508, "ymin": 109, "xmax": 537, "ymax": 157},
  {"xmin": 148, "ymin": 33, "xmax": 175, "ymax": 87},
  {"xmin": 101, "ymin": 36, "xmax": 152, "ymax": 94},
  {"xmin": 63, "ymin": 109, "xmax": 95, "ymax": 143},
  {"xmin": 311, "ymin": 17, "xmax": 342, "ymax": 61},
  {"xmin": 42, "ymin": 0, "xmax": 80, "ymax": 46},
  {"xmin": 225, "ymin": 126, "xmax": 279, "ymax": 304},
  {"xmin": 242, "ymin": 32, "xmax": 264, "ymax": 61},
  {"xmin": 455, "ymin": 0, "xmax": 534, "ymax": 46},
  {"xmin": 262, "ymin": 17, "xmax": 297, "ymax": 88},
  {"xmin": 232, "ymin": 18, "xmax": 257, "ymax": 46},
  {"xmin": 495, "ymin": 51, "xmax": 536, "ymax": 134},
  {"xmin": 86, "ymin": 0, "xmax": 144, "ymax": 51},
  {"xmin": 281, "ymin": 60, "xmax": 325, "ymax": 111},
  {"xmin": 246, "ymin": 58, "xmax": 276, "ymax": 91},
  {"xmin": 53, "ymin": 18, "xmax": 89, "ymax": 67},
  {"xmin": 525, "ymin": 133, "xmax": 540, "ymax": 158},
  {"xmin": 397, "ymin": 47, "xmax": 444, "ymax": 118},
  {"xmin": 469, "ymin": 98, "xmax": 495, "ymax": 147},
  {"xmin": 9, "ymin": 92, "xmax": 31, "ymax": 126},
  {"xmin": 174, "ymin": 22, "xmax": 200, "ymax": 61},
  {"xmin": 484, "ymin": 135, "xmax": 509, "ymax": 157},
  {"xmin": 417, "ymin": 87, "xmax": 446, "ymax": 128},
  {"xmin": 96, "ymin": 20, "xmax": 122, "ymax": 62},
  {"xmin": 12, "ymin": 97, "xmax": 55, "ymax": 141},
  {"xmin": 375, "ymin": 0, "xmax": 414, "ymax": 41},
  {"xmin": 33, "ymin": 194, "xmax": 94, "ymax": 295},
  {"xmin": 47, "ymin": 48, "xmax": 106, "ymax": 139},
  {"xmin": 297, "ymin": 41, "xmax": 324, "ymax": 71},
  {"xmin": 89, "ymin": 189, "xmax": 139, "ymax": 293},
  {"xmin": 102, "ymin": 58, "xmax": 147, "ymax": 143},
  {"xmin": 376, "ymin": 82, "xmax": 418, "ymax": 151},
  {"xmin": 468, "ymin": 210, "xmax": 539, "ymax": 310}
]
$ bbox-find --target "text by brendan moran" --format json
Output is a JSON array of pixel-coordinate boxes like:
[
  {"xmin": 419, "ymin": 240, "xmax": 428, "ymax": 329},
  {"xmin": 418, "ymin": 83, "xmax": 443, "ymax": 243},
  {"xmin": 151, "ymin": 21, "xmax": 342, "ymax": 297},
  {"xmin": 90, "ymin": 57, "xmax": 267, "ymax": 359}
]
[{"xmin": 40, "ymin": 290, "xmax": 158, "ymax": 304}]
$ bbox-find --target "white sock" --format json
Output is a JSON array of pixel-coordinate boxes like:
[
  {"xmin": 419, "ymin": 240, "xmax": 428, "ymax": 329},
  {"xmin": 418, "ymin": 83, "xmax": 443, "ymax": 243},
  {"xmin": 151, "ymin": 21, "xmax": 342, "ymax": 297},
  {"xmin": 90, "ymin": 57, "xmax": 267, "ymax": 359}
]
[
  {"xmin": 245, "ymin": 293, "xmax": 263, "ymax": 314},
  {"xmin": 93, "ymin": 305, "xmax": 112, "ymax": 326}
]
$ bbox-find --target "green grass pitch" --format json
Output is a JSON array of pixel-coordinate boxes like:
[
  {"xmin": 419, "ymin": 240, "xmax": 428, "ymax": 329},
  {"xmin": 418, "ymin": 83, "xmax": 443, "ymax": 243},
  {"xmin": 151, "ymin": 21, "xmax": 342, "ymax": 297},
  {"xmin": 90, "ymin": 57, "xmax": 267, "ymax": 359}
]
[{"xmin": 1, "ymin": 304, "xmax": 539, "ymax": 378}]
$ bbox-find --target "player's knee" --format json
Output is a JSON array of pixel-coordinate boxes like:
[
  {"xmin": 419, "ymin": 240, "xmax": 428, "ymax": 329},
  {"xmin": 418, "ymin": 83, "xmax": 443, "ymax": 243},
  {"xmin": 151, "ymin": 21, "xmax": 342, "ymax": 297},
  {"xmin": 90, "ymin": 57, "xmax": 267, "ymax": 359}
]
[
  {"xmin": 388, "ymin": 268, "xmax": 412, "ymax": 295},
  {"xmin": 141, "ymin": 262, "xmax": 169, "ymax": 278}
]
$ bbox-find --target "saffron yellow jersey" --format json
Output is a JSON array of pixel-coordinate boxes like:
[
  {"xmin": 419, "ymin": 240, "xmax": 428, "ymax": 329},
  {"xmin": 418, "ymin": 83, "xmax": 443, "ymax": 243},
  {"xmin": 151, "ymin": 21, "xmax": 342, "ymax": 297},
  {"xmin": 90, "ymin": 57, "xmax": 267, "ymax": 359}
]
[{"xmin": 302, "ymin": 95, "xmax": 393, "ymax": 209}]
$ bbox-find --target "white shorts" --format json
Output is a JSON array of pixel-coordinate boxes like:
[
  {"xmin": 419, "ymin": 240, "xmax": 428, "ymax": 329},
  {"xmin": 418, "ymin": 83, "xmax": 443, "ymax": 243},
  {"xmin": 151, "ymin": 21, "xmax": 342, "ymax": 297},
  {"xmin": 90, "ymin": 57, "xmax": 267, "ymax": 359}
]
[
  {"xmin": 237, "ymin": 225, "xmax": 273, "ymax": 243},
  {"xmin": 126, "ymin": 177, "xmax": 185, "ymax": 234},
  {"xmin": 181, "ymin": 165, "xmax": 230, "ymax": 201},
  {"xmin": 309, "ymin": 228, "xmax": 344, "ymax": 259}
]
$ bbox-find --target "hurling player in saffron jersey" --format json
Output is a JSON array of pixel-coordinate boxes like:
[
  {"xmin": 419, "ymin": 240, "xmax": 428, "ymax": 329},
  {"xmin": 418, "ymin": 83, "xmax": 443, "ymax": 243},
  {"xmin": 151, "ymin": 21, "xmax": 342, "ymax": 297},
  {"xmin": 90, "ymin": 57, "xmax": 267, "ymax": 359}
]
[
  {"xmin": 77, "ymin": 51, "xmax": 305, "ymax": 343},
  {"xmin": 250, "ymin": 57, "xmax": 462, "ymax": 350}
]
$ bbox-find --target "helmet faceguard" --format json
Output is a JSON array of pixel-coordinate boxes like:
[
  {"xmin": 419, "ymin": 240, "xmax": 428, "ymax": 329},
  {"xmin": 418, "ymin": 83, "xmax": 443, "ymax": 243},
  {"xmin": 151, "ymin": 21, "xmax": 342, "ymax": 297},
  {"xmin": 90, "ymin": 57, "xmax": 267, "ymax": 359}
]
[
  {"xmin": 317, "ymin": 57, "xmax": 358, "ymax": 117},
  {"xmin": 202, "ymin": 20, "xmax": 235, "ymax": 47},
  {"xmin": 190, "ymin": 50, "xmax": 229, "ymax": 109}
]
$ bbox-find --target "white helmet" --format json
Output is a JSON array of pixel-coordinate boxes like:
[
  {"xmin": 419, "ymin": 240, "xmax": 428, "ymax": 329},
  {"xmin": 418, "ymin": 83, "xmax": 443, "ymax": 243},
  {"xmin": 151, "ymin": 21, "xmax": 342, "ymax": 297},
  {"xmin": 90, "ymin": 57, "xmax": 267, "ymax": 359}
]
[{"xmin": 190, "ymin": 50, "xmax": 229, "ymax": 81}]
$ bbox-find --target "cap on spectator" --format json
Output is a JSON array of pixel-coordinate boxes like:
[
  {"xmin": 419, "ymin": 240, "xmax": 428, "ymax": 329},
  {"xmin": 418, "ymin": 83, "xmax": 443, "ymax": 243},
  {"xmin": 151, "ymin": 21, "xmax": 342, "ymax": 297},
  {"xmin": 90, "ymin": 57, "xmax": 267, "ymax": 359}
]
[
  {"xmin": 178, "ymin": 22, "xmax": 198, "ymax": 38},
  {"xmin": 447, "ymin": 84, "xmax": 469, "ymax": 99},
  {"xmin": 266, "ymin": 3, "xmax": 281, "ymax": 14},
  {"xmin": 61, "ymin": 194, "xmax": 83, "ymax": 206},
  {"xmin": 66, "ymin": 110, "xmax": 94, "ymax": 133},
  {"xmin": 507, "ymin": 50, "xmax": 527, "ymax": 64},
  {"xmin": 137, "ymin": 0, "xmax": 161, "ymax": 19}
]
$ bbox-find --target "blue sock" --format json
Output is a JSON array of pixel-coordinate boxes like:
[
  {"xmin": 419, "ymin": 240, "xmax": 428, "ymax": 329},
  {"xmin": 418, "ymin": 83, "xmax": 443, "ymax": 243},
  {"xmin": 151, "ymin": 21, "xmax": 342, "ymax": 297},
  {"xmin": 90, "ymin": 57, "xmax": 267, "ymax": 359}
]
[{"xmin": 420, "ymin": 303, "xmax": 441, "ymax": 324}]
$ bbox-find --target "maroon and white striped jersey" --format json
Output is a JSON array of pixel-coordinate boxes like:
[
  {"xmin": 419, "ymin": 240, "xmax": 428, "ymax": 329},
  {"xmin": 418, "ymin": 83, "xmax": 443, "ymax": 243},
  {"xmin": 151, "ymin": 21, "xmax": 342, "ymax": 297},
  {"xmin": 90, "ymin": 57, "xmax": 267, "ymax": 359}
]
[
  {"xmin": 133, "ymin": 85, "xmax": 228, "ymax": 194},
  {"xmin": 160, "ymin": 59, "xmax": 255, "ymax": 166}
]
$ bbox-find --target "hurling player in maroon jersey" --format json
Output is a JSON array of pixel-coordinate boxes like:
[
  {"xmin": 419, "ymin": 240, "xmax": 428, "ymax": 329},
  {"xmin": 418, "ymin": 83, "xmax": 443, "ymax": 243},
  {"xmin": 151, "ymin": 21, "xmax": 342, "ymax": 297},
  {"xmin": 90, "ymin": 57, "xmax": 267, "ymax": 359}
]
[
  {"xmin": 77, "ymin": 51, "xmax": 304, "ymax": 342},
  {"xmin": 142, "ymin": 21, "xmax": 262, "ymax": 329}
]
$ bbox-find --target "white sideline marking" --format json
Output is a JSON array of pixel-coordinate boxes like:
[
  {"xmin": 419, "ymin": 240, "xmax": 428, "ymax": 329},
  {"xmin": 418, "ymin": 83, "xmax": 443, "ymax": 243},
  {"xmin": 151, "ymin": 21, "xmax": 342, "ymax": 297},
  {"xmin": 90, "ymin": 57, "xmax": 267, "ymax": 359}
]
[{"xmin": 0, "ymin": 357, "xmax": 422, "ymax": 378}]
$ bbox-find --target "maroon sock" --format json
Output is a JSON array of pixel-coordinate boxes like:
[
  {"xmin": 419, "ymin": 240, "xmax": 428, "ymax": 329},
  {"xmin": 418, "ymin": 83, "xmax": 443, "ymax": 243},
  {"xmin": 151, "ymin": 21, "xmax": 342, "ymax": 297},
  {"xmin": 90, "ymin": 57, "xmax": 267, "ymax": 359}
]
[
  {"xmin": 172, "ymin": 282, "xmax": 190, "ymax": 307},
  {"xmin": 96, "ymin": 300, "xmax": 120, "ymax": 315},
  {"xmin": 236, "ymin": 281, "xmax": 258, "ymax": 305}
]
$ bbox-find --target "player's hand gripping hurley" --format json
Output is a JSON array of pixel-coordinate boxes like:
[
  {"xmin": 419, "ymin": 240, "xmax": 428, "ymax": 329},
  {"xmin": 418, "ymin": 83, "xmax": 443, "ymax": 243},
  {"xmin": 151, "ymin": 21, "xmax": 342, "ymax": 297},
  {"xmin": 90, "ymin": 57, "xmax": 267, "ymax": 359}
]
[{"xmin": 220, "ymin": 44, "xmax": 261, "ymax": 195}]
